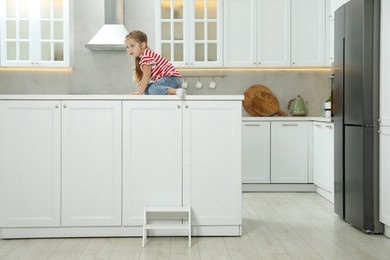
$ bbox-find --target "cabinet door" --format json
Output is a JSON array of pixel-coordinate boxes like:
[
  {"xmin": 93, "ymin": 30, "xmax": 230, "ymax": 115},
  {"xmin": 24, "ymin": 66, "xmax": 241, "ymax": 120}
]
[
  {"xmin": 122, "ymin": 101, "xmax": 183, "ymax": 226},
  {"xmin": 156, "ymin": 0, "xmax": 222, "ymax": 67},
  {"xmin": 291, "ymin": 0, "xmax": 326, "ymax": 66},
  {"xmin": 224, "ymin": 0, "xmax": 256, "ymax": 67},
  {"xmin": 271, "ymin": 121, "xmax": 309, "ymax": 183},
  {"xmin": 0, "ymin": 101, "xmax": 61, "ymax": 227},
  {"xmin": 380, "ymin": 126, "xmax": 390, "ymax": 227},
  {"xmin": 258, "ymin": 0, "xmax": 290, "ymax": 66},
  {"xmin": 61, "ymin": 101, "xmax": 122, "ymax": 226},
  {"xmin": 156, "ymin": 0, "xmax": 189, "ymax": 67},
  {"xmin": 242, "ymin": 121, "xmax": 271, "ymax": 183},
  {"xmin": 0, "ymin": 0, "xmax": 69, "ymax": 67},
  {"xmin": 183, "ymin": 101, "xmax": 241, "ymax": 225},
  {"xmin": 191, "ymin": 0, "xmax": 223, "ymax": 67},
  {"xmin": 313, "ymin": 122, "xmax": 334, "ymax": 192},
  {"xmin": 381, "ymin": 0, "xmax": 390, "ymax": 126}
]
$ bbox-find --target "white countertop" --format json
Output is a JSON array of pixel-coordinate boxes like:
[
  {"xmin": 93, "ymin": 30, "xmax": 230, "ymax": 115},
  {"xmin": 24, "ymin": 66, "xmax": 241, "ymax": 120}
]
[
  {"xmin": 242, "ymin": 116, "xmax": 332, "ymax": 122},
  {"xmin": 0, "ymin": 94, "xmax": 244, "ymax": 101}
]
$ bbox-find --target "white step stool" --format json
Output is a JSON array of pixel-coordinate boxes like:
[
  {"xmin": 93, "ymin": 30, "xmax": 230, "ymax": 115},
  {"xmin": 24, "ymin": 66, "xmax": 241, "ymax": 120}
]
[{"xmin": 142, "ymin": 205, "xmax": 191, "ymax": 247}]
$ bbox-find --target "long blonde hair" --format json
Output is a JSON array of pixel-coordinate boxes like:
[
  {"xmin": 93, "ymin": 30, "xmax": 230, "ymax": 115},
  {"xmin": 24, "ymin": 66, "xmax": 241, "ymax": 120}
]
[{"xmin": 125, "ymin": 30, "xmax": 149, "ymax": 83}]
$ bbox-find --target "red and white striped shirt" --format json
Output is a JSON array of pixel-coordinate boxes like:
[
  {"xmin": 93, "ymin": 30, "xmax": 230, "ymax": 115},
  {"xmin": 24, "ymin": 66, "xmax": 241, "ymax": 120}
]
[{"xmin": 139, "ymin": 49, "xmax": 181, "ymax": 82}]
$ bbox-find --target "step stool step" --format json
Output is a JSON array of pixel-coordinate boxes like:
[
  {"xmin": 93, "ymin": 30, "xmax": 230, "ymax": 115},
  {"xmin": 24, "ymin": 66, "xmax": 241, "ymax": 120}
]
[
  {"xmin": 145, "ymin": 206, "xmax": 191, "ymax": 213},
  {"xmin": 145, "ymin": 223, "xmax": 190, "ymax": 230},
  {"xmin": 143, "ymin": 205, "xmax": 192, "ymax": 248}
]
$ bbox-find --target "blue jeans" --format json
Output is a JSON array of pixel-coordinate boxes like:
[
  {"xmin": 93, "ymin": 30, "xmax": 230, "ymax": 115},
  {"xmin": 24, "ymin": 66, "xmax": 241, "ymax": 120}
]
[{"xmin": 144, "ymin": 77, "xmax": 182, "ymax": 95}]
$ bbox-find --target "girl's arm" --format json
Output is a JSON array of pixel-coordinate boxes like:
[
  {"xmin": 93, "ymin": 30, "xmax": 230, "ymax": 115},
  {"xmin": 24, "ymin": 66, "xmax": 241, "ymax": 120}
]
[{"xmin": 134, "ymin": 64, "xmax": 152, "ymax": 95}]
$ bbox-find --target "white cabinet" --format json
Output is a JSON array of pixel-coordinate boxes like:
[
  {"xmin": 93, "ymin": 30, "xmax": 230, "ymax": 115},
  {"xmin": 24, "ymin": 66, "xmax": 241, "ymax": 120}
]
[
  {"xmin": 224, "ymin": 0, "xmax": 290, "ymax": 67},
  {"xmin": 380, "ymin": 127, "xmax": 390, "ymax": 228},
  {"xmin": 122, "ymin": 101, "xmax": 183, "ymax": 226},
  {"xmin": 225, "ymin": 0, "xmax": 325, "ymax": 67},
  {"xmin": 156, "ymin": 0, "xmax": 223, "ymax": 67},
  {"xmin": 291, "ymin": 0, "xmax": 326, "ymax": 66},
  {"xmin": 182, "ymin": 101, "xmax": 241, "ymax": 226},
  {"xmin": 0, "ymin": 101, "xmax": 61, "ymax": 227},
  {"xmin": 123, "ymin": 100, "xmax": 242, "ymax": 228},
  {"xmin": 0, "ymin": 96, "xmax": 242, "ymax": 237},
  {"xmin": 380, "ymin": 0, "xmax": 390, "ymax": 127},
  {"xmin": 380, "ymin": 0, "xmax": 390, "ymax": 234},
  {"xmin": 241, "ymin": 119, "xmax": 310, "ymax": 185},
  {"xmin": 242, "ymin": 121, "xmax": 271, "ymax": 183},
  {"xmin": 0, "ymin": 0, "xmax": 70, "ymax": 67},
  {"xmin": 61, "ymin": 101, "xmax": 122, "ymax": 226},
  {"xmin": 312, "ymin": 122, "xmax": 334, "ymax": 202},
  {"xmin": 271, "ymin": 121, "xmax": 309, "ymax": 183}
]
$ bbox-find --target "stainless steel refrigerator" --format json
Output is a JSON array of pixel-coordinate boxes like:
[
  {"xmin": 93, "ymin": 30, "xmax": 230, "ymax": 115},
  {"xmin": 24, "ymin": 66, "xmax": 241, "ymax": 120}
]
[{"xmin": 333, "ymin": 0, "xmax": 383, "ymax": 233}]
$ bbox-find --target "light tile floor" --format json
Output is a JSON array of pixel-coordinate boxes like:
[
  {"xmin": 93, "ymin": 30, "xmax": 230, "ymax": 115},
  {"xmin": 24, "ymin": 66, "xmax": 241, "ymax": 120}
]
[{"xmin": 1, "ymin": 192, "xmax": 390, "ymax": 260}]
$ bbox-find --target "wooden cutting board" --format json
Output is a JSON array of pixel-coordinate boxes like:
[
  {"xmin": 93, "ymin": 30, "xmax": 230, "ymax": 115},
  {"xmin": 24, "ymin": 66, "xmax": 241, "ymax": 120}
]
[
  {"xmin": 243, "ymin": 85, "xmax": 286, "ymax": 116},
  {"xmin": 252, "ymin": 94, "xmax": 287, "ymax": 116},
  {"xmin": 243, "ymin": 85, "xmax": 273, "ymax": 116}
]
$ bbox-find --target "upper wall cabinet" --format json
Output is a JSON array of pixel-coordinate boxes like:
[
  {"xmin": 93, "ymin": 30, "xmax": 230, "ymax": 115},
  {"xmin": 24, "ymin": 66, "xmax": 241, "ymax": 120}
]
[
  {"xmin": 224, "ymin": 0, "xmax": 290, "ymax": 67},
  {"xmin": 155, "ymin": 0, "xmax": 223, "ymax": 67},
  {"xmin": 291, "ymin": 0, "xmax": 326, "ymax": 66},
  {"xmin": 0, "ymin": 0, "xmax": 70, "ymax": 67},
  {"xmin": 224, "ymin": 0, "xmax": 326, "ymax": 67}
]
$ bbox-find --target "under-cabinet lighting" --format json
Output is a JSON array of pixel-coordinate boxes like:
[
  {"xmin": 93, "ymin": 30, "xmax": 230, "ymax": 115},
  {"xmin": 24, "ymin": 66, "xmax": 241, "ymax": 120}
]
[
  {"xmin": 178, "ymin": 67, "xmax": 331, "ymax": 73},
  {"xmin": 0, "ymin": 68, "xmax": 73, "ymax": 73}
]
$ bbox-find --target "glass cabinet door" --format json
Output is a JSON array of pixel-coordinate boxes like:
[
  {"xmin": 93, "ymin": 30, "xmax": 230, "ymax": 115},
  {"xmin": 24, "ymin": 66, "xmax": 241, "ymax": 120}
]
[
  {"xmin": 156, "ymin": 0, "xmax": 222, "ymax": 67},
  {"xmin": 1, "ymin": 0, "xmax": 32, "ymax": 66},
  {"xmin": 0, "ymin": 0, "xmax": 69, "ymax": 67},
  {"xmin": 191, "ymin": 0, "xmax": 222, "ymax": 66},
  {"xmin": 158, "ymin": 0, "xmax": 187, "ymax": 67},
  {"xmin": 39, "ymin": 0, "xmax": 68, "ymax": 65}
]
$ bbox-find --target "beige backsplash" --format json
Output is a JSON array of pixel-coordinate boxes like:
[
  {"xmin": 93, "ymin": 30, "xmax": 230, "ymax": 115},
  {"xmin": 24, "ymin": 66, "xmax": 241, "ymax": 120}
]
[
  {"xmin": 181, "ymin": 69, "xmax": 332, "ymax": 117},
  {"xmin": 0, "ymin": 68, "xmax": 331, "ymax": 117}
]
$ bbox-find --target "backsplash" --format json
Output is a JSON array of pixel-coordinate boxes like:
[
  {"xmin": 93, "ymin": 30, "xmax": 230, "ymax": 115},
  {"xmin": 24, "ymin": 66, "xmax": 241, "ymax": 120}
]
[{"xmin": 181, "ymin": 69, "xmax": 331, "ymax": 117}]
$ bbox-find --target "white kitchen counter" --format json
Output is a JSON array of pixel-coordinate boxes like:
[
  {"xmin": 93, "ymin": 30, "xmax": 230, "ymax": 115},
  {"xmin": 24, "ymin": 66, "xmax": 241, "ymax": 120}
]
[
  {"xmin": 0, "ymin": 94, "xmax": 244, "ymax": 101},
  {"xmin": 242, "ymin": 116, "xmax": 332, "ymax": 122}
]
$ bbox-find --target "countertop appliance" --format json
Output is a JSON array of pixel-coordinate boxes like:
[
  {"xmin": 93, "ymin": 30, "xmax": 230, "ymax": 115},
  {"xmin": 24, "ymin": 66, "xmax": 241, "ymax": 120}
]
[{"xmin": 333, "ymin": 0, "xmax": 383, "ymax": 233}]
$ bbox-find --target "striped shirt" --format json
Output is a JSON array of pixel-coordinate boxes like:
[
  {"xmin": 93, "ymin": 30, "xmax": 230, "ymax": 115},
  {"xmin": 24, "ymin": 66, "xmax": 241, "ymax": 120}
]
[{"xmin": 139, "ymin": 49, "xmax": 181, "ymax": 82}]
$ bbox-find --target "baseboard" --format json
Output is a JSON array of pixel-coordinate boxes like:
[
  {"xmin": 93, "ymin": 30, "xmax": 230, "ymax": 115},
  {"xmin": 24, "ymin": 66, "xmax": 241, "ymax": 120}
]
[
  {"xmin": 242, "ymin": 183, "xmax": 316, "ymax": 192},
  {"xmin": 315, "ymin": 186, "xmax": 334, "ymax": 204},
  {"xmin": 0, "ymin": 225, "xmax": 241, "ymax": 239}
]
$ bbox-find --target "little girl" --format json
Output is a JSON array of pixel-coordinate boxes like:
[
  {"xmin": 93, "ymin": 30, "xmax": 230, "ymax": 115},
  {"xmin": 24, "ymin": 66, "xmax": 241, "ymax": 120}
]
[{"xmin": 124, "ymin": 30, "xmax": 185, "ymax": 98}]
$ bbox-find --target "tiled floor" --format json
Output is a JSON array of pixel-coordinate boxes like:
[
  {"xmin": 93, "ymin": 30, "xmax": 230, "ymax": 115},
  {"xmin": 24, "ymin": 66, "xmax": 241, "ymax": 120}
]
[{"xmin": 1, "ymin": 192, "xmax": 389, "ymax": 260}]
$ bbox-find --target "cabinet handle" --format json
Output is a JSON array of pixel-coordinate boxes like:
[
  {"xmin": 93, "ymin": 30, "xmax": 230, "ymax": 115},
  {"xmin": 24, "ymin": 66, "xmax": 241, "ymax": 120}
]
[
  {"xmin": 63, "ymin": 104, "xmax": 67, "ymax": 108},
  {"xmin": 177, "ymin": 105, "xmax": 181, "ymax": 109},
  {"xmin": 325, "ymin": 125, "xmax": 333, "ymax": 129},
  {"xmin": 314, "ymin": 124, "xmax": 321, "ymax": 127},
  {"xmin": 282, "ymin": 123, "xmax": 298, "ymax": 126},
  {"xmin": 244, "ymin": 124, "xmax": 260, "ymax": 126},
  {"xmin": 55, "ymin": 105, "xmax": 59, "ymax": 109},
  {"xmin": 185, "ymin": 105, "xmax": 189, "ymax": 109}
]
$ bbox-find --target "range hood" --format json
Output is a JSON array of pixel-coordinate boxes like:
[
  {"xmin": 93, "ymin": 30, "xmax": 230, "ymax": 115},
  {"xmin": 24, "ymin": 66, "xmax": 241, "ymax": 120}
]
[{"xmin": 85, "ymin": 0, "xmax": 128, "ymax": 50}]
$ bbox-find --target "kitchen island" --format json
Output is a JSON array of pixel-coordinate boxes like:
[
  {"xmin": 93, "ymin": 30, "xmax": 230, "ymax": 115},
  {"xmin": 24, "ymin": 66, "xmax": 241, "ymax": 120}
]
[{"xmin": 0, "ymin": 95, "xmax": 243, "ymax": 239}]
